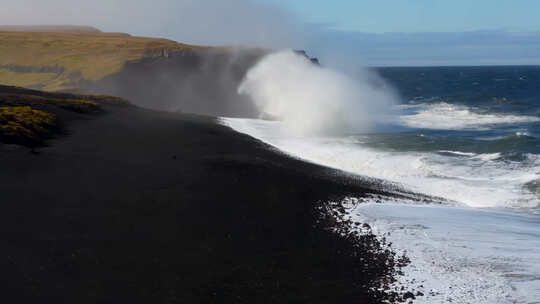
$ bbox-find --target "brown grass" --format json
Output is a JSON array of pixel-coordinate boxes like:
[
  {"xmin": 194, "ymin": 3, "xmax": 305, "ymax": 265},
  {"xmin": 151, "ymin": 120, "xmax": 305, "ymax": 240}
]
[
  {"xmin": 0, "ymin": 68, "xmax": 58, "ymax": 88},
  {"xmin": 0, "ymin": 31, "xmax": 209, "ymax": 91}
]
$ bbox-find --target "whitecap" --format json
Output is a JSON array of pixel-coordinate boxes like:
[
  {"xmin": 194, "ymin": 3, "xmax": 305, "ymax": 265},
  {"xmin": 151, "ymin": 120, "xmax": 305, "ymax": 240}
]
[
  {"xmin": 472, "ymin": 153, "xmax": 502, "ymax": 161},
  {"xmin": 438, "ymin": 150, "xmax": 477, "ymax": 157},
  {"xmin": 399, "ymin": 102, "xmax": 540, "ymax": 131}
]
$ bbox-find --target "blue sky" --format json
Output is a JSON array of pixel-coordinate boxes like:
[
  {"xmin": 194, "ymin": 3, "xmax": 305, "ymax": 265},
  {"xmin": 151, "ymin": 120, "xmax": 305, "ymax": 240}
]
[
  {"xmin": 260, "ymin": 0, "xmax": 540, "ymax": 33},
  {"xmin": 2, "ymin": 0, "xmax": 540, "ymax": 66},
  {"xmin": 259, "ymin": 0, "xmax": 540, "ymax": 66}
]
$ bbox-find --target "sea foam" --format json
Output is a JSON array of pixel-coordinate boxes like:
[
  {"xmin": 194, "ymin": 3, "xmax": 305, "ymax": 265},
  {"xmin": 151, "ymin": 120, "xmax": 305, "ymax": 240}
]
[
  {"xmin": 222, "ymin": 117, "xmax": 540, "ymax": 209},
  {"xmin": 399, "ymin": 102, "xmax": 540, "ymax": 130},
  {"xmin": 348, "ymin": 202, "xmax": 540, "ymax": 304}
]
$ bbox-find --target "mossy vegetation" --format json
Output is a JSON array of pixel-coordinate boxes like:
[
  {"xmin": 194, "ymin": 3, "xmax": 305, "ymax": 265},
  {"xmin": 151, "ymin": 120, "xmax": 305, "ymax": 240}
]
[
  {"xmin": 0, "ymin": 31, "xmax": 209, "ymax": 91},
  {"xmin": 0, "ymin": 84, "xmax": 131, "ymax": 147},
  {"xmin": 0, "ymin": 84, "xmax": 130, "ymax": 110},
  {"xmin": 0, "ymin": 106, "xmax": 57, "ymax": 147},
  {"xmin": 0, "ymin": 93, "xmax": 102, "ymax": 113}
]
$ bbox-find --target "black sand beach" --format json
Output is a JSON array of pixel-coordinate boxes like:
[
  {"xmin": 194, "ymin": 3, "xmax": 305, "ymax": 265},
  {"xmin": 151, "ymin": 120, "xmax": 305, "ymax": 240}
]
[{"xmin": 1, "ymin": 100, "xmax": 416, "ymax": 303}]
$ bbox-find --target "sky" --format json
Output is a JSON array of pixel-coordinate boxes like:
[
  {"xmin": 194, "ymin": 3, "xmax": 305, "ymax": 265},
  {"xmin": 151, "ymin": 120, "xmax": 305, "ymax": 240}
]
[
  {"xmin": 2, "ymin": 0, "xmax": 540, "ymax": 66},
  {"xmin": 260, "ymin": 0, "xmax": 540, "ymax": 33},
  {"xmin": 265, "ymin": 0, "xmax": 540, "ymax": 66}
]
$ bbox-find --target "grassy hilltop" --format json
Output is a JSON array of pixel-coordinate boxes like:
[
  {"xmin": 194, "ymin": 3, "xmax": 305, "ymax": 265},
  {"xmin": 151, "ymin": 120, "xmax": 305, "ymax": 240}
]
[{"xmin": 0, "ymin": 28, "xmax": 206, "ymax": 91}]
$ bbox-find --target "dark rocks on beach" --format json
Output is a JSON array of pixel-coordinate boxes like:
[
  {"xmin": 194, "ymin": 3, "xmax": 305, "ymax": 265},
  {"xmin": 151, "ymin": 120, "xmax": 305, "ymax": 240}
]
[{"xmin": 403, "ymin": 291, "xmax": 416, "ymax": 300}]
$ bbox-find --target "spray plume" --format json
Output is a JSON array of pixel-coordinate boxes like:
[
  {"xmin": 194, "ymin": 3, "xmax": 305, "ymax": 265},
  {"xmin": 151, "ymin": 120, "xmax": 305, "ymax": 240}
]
[{"xmin": 238, "ymin": 50, "xmax": 399, "ymax": 135}]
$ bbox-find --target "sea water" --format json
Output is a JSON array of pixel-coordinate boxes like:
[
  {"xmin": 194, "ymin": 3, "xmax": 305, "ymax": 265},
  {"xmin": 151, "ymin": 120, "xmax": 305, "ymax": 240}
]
[{"xmin": 223, "ymin": 66, "xmax": 540, "ymax": 303}]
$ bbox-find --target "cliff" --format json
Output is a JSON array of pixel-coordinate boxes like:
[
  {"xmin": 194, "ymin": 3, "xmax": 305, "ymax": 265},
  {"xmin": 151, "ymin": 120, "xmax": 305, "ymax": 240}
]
[
  {"xmin": 0, "ymin": 29, "xmax": 327, "ymax": 118},
  {"xmin": 0, "ymin": 31, "xmax": 206, "ymax": 90},
  {"xmin": 0, "ymin": 30, "xmax": 269, "ymax": 117},
  {"xmin": 82, "ymin": 47, "xmax": 266, "ymax": 117}
]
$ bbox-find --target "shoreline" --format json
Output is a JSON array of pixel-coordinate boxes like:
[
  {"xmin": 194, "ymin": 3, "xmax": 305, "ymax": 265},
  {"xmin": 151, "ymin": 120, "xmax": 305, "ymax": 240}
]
[
  {"xmin": 222, "ymin": 117, "xmax": 540, "ymax": 303},
  {"xmin": 1, "ymin": 104, "xmax": 420, "ymax": 303}
]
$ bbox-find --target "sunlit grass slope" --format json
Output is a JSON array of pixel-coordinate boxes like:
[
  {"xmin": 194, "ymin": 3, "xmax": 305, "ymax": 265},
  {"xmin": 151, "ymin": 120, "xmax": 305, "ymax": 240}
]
[{"xmin": 0, "ymin": 30, "xmax": 207, "ymax": 91}]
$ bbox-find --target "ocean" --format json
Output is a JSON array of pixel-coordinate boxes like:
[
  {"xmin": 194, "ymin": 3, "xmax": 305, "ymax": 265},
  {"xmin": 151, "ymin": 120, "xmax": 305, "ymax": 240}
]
[{"xmin": 223, "ymin": 66, "xmax": 540, "ymax": 303}]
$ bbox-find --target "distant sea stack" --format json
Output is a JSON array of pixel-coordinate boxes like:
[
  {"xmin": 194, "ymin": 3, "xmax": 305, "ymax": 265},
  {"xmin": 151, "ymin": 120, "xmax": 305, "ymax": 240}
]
[{"xmin": 294, "ymin": 50, "xmax": 320, "ymax": 65}]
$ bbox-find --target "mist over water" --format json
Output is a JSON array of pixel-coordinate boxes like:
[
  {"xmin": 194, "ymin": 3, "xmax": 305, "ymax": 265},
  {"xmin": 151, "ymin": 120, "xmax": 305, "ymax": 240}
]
[{"xmin": 238, "ymin": 50, "xmax": 399, "ymax": 136}]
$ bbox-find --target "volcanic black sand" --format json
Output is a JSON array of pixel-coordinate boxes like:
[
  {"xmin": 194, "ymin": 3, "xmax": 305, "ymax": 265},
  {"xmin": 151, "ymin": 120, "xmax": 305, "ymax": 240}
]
[{"xmin": 1, "ymin": 102, "xmax": 422, "ymax": 303}]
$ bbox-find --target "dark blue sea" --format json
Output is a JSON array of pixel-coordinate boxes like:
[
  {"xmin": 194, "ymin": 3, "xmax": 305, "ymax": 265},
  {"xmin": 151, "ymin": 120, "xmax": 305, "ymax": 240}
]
[{"xmin": 366, "ymin": 66, "xmax": 540, "ymax": 209}]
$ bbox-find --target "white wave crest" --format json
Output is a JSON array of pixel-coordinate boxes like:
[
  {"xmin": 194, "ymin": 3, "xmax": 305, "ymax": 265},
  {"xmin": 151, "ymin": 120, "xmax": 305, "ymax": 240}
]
[
  {"xmin": 472, "ymin": 152, "xmax": 502, "ymax": 161},
  {"xmin": 438, "ymin": 150, "xmax": 477, "ymax": 157},
  {"xmin": 400, "ymin": 102, "xmax": 540, "ymax": 130},
  {"xmin": 222, "ymin": 117, "xmax": 540, "ymax": 209}
]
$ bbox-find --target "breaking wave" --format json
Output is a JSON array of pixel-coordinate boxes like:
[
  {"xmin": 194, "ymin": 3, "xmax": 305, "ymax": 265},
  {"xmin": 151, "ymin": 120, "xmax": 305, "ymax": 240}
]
[
  {"xmin": 222, "ymin": 117, "xmax": 540, "ymax": 209},
  {"xmin": 399, "ymin": 102, "xmax": 540, "ymax": 130}
]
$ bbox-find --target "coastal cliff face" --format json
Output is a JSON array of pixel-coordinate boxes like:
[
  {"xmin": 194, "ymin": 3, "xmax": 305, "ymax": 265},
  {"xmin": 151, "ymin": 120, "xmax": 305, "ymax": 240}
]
[
  {"xmin": 83, "ymin": 48, "xmax": 322, "ymax": 117},
  {"xmin": 0, "ymin": 31, "xmax": 206, "ymax": 92},
  {"xmin": 0, "ymin": 30, "xmax": 265, "ymax": 117},
  {"xmin": 0, "ymin": 30, "xmax": 321, "ymax": 118},
  {"xmin": 82, "ymin": 47, "xmax": 267, "ymax": 117}
]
